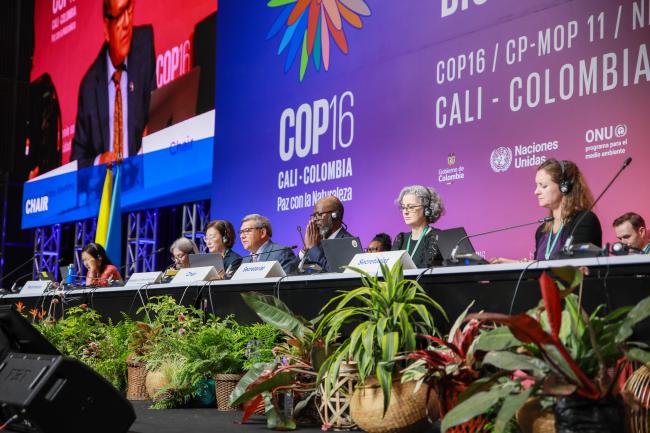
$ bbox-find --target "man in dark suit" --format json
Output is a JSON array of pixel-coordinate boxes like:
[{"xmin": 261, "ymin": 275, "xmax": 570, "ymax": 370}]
[
  {"xmin": 71, "ymin": 0, "xmax": 156, "ymax": 168},
  {"xmin": 240, "ymin": 214, "xmax": 298, "ymax": 274},
  {"xmin": 301, "ymin": 196, "xmax": 354, "ymax": 272}
]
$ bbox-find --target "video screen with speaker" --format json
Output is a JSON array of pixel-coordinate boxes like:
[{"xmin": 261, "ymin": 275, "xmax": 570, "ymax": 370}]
[{"xmin": 21, "ymin": 0, "xmax": 218, "ymax": 229}]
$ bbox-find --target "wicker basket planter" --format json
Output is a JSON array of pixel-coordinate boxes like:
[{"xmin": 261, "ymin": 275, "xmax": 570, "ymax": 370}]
[
  {"xmin": 145, "ymin": 370, "xmax": 170, "ymax": 400},
  {"xmin": 516, "ymin": 397, "xmax": 555, "ymax": 433},
  {"xmin": 215, "ymin": 373, "xmax": 243, "ymax": 411},
  {"xmin": 126, "ymin": 360, "xmax": 150, "ymax": 400},
  {"xmin": 317, "ymin": 362, "xmax": 359, "ymax": 431},
  {"xmin": 624, "ymin": 365, "xmax": 650, "ymax": 433},
  {"xmin": 349, "ymin": 377, "xmax": 437, "ymax": 433}
]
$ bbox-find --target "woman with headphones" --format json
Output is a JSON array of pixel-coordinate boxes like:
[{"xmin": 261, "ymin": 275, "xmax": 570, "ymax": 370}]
[
  {"xmin": 81, "ymin": 242, "xmax": 123, "ymax": 286},
  {"xmin": 392, "ymin": 185, "xmax": 445, "ymax": 268},
  {"xmin": 205, "ymin": 220, "xmax": 242, "ymax": 277},
  {"xmin": 492, "ymin": 159, "xmax": 602, "ymax": 263}
]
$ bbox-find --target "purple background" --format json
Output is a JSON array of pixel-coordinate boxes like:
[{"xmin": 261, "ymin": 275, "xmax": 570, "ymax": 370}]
[{"xmin": 213, "ymin": 0, "xmax": 650, "ymax": 259}]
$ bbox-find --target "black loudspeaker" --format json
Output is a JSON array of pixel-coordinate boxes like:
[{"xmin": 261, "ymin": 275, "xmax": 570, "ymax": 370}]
[{"xmin": 0, "ymin": 352, "xmax": 136, "ymax": 433}]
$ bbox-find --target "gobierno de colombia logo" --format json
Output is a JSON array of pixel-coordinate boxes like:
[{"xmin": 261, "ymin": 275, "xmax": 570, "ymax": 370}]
[{"xmin": 266, "ymin": 0, "xmax": 371, "ymax": 82}]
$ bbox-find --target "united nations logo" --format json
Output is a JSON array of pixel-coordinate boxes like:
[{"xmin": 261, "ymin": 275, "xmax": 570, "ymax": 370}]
[
  {"xmin": 352, "ymin": 240, "xmax": 358, "ymax": 248},
  {"xmin": 447, "ymin": 153, "xmax": 456, "ymax": 166},
  {"xmin": 615, "ymin": 124, "xmax": 627, "ymax": 138},
  {"xmin": 490, "ymin": 147, "xmax": 513, "ymax": 173}
]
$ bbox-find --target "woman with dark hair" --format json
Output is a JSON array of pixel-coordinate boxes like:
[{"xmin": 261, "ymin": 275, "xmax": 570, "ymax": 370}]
[
  {"xmin": 367, "ymin": 233, "xmax": 392, "ymax": 253},
  {"xmin": 491, "ymin": 159, "xmax": 602, "ymax": 263},
  {"xmin": 81, "ymin": 242, "xmax": 123, "ymax": 286},
  {"xmin": 392, "ymin": 185, "xmax": 445, "ymax": 268},
  {"xmin": 205, "ymin": 220, "xmax": 242, "ymax": 276}
]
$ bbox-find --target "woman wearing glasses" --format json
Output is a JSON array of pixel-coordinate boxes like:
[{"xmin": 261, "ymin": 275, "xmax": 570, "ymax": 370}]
[
  {"xmin": 392, "ymin": 185, "xmax": 445, "ymax": 268},
  {"xmin": 169, "ymin": 237, "xmax": 199, "ymax": 269},
  {"xmin": 205, "ymin": 220, "xmax": 243, "ymax": 277}
]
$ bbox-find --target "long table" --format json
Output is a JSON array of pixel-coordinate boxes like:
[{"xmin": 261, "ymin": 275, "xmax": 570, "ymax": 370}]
[{"xmin": 2, "ymin": 255, "xmax": 649, "ymax": 335}]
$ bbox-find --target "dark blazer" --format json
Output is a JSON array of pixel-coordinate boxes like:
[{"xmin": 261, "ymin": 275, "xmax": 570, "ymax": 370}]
[
  {"xmin": 303, "ymin": 227, "xmax": 354, "ymax": 272},
  {"xmin": 71, "ymin": 25, "xmax": 157, "ymax": 168},
  {"xmin": 392, "ymin": 227, "xmax": 443, "ymax": 269},
  {"xmin": 223, "ymin": 249, "xmax": 243, "ymax": 275},
  {"xmin": 241, "ymin": 240, "xmax": 298, "ymax": 274},
  {"xmin": 534, "ymin": 210, "xmax": 602, "ymax": 259}
]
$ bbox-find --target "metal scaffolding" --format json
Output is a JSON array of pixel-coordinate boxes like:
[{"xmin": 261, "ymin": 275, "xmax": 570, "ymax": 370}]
[
  {"xmin": 73, "ymin": 219, "xmax": 97, "ymax": 277},
  {"xmin": 126, "ymin": 209, "xmax": 158, "ymax": 278},
  {"xmin": 181, "ymin": 201, "xmax": 210, "ymax": 251},
  {"xmin": 33, "ymin": 224, "xmax": 61, "ymax": 280}
]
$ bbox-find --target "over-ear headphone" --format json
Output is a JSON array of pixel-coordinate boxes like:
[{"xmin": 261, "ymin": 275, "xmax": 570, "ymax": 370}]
[
  {"xmin": 558, "ymin": 160, "xmax": 573, "ymax": 195},
  {"xmin": 331, "ymin": 211, "xmax": 339, "ymax": 221},
  {"xmin": 423, "ymin": 189, "xmax": 433, "ymax": 218},
  {"xmin": 221, "ymin": 231, "xmax": 229, "ymax": 245}
]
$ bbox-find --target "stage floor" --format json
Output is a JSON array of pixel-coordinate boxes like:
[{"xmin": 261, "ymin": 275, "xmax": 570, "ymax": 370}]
[{"xmin": 128, "ymin": 401, "xmax": 442, "ymax": 433}]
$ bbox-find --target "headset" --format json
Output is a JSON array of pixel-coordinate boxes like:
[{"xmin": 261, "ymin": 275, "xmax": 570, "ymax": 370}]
[
  {"xmin": 558, "ymin": 160, "xmax": 573, "ymax": 195},
  {"xmin": 424, "ymin": 188, "xmax": 433, "ymax": 218}
]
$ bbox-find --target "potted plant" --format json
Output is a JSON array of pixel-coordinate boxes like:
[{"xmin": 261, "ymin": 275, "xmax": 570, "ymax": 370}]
[
  {"xmin": 316, "ymin": 261, "xmax": 446, "ymax": 433},
  {"xmin": 229, "ymin": 291, "xmax": 326, "ymax": 430},
  {"xmin": 441, "ymin": 267, "xmax": 650, "ymax": 433},
  {"xmin": 400, "ymin": 301, "xmax": 489, "ymax": 433}
]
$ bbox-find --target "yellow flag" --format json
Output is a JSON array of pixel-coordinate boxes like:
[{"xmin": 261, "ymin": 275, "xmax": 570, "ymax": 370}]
[{"xmin": 95, "ymin": 166, "xmax": 113, "ymax": 247}]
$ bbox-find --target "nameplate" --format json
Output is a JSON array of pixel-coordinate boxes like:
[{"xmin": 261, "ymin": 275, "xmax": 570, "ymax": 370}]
[
  {"xmin": 171, "ymin": 266, "xmax": 219, "ymax": 284},
  {"xmin": 20, "ymin": 280, "xmax": 52, "ymax": 296},
  {"xmin": 344, "ymin": 250, "xmax": 416, "ymax": 275},
  {"xmin": 125, "ymin": 271, "xmax": 163, "ymax": 287},
  {"xmin": 231, "ymin": 261, "xmax": 286, "ymax": 280}
]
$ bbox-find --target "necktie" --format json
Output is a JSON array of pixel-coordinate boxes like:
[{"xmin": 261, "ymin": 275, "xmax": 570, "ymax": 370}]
[{"xmin": 112, "ymin": 68, "xmax": 124, "ymax": 158}]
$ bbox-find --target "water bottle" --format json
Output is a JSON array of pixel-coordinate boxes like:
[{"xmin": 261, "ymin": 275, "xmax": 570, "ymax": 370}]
[{"xmin": 66, "ymin": 263, "xmax": 75, "ymax": 284}]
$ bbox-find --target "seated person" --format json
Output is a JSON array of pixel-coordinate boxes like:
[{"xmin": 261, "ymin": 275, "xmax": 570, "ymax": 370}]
[
  {"xmin": 205, "ymin": 220, "xmax": 243, "ymax": 276},
  {"xmin": 613, "ymin": 212, "xmax": 650, "ymax": 254},
  {"xmin": 491, "ymin": 159, "xmax": 602, "ymax": 263},
  {"xmin": 82, "ymin": 242, "xmax": 123, "ymax": 286},
  {"xmin": 239, "ymin": 214, "xmax": 298, "ymax": 274},
  {"xmin": 392, "ymin": 185, "xmax": 445, "ymax": 268},
  {"xmin": 367, "ymin": 233, "xmax": 392, "ymax": 253},
  {"xmin": 300, "ymin": 196, "xmax": 354, "ymax": 272},
  {"xmin": 170, "ymin": 237, "xmax": 199, "ymax": 269}
]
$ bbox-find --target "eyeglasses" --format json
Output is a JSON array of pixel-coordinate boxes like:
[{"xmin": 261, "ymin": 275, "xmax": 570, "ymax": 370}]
[
  {"xmin": 310, "ymin": 210, "xmax": 335, "ymax": 220},
  {"xmin": 172, "ymin": 253, "xmax": 187, "ymax": 262},
  {"xmin": 239, "ymin": 227, "xmax": 261, "ymax": 235},
  {"xmin": 105, "ymin": 0, "xmax": 133, "ymax": 26},
  {"xmin": 398, "ymin": 204, "xmax": 423, "ymax": 213}
]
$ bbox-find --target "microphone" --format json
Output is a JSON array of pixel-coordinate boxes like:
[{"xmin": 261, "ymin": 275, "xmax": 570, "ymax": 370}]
[
  {"xmin": 10, "ymin": 271, "xmax": 37, "ymax": 293},
  {"xmin": 562, "ymin": 157, "xmax": 632, "ymax": 255},
  {"xmin": 0, "ymin": 255, "xmax": 66, "ymax": 285},
  {"xmin": 247, "ymin": 245, "xmax": 298, "ymax": 261},
  {"xmin": 450, "ymin": 216, "xmax": 554, "ymax": 262}
]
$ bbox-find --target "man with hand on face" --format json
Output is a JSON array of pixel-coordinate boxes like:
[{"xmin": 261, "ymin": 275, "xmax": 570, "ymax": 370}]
[
  {"xmin": 239, "ymin": 214, "xmax": 298, "ymax": 274},
  {"xmin": 300, "ymin": 196, "xmax": 354, "ymax": 272},
  {"xmin": 71, "ymin": 0, "xmax": 157, "ymax": 168},
  {"xmin": 613, "ymin": 212, "xmax": 650, "ymax": 254}
]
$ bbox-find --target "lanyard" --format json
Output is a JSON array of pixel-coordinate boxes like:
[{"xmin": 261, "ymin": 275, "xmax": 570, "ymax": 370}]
[
  {"xmin": 406, "ymin": 226, "xmax": 430, "ymax": 257},
  {"xmin": 643, "ymin": 243, "xmax": 650, "ymax": 254},
  {"xmin": 545, "ymin": 223, "xmax": 564, "ymax": 260}
]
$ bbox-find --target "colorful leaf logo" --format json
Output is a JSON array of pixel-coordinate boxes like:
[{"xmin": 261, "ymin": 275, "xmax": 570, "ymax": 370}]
[{"xmin": 267, "ymin": 0, "xmax": 371, "ymax": 81}]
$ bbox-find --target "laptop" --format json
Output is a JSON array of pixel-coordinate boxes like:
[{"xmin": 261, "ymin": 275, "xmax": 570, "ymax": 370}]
[
  {"xmin": 435, "ymin": 227, "xmax": 488, "ymax": 265},
  {"xmin": 147, "ymin": 66, "xmax": 201, "ymax": 135},
  {"xmin": 188, "ymin": 253, "xmax": 225, "ymax": 273},
  {"xmin": 321, "ymin": 237, "xmax": 363, "ymax": 273}
]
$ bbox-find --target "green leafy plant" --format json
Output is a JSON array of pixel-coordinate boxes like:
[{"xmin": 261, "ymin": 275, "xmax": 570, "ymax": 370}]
[
  {"xmin": 441, "ymin": 267, "xmax": 650, "ymax": 433},
  {"xmin": 229, "ymin": 292, "xmax": 327, "ymax": 430},
  {"xmin": 316, "ymin": 261, "xmax": 446, "ymax": 413}
]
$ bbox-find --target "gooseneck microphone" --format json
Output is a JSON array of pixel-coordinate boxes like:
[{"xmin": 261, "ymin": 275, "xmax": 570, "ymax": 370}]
[
  {"xmin": 248, "ymin": 245, "xmax": 298, "ymax": 261},
  {"xmin": 562, "ymin": 156, "xmax": 632, "ymax": 254},
  {"xmin": 450, "ymin": 216, "xmax": 554, "ymax": 262}
]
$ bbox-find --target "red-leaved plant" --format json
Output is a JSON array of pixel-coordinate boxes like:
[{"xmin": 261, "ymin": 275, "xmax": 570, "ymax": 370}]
[{"xmin": 440, "ymin": 267, "xmax": 650, "ymax": 433}]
